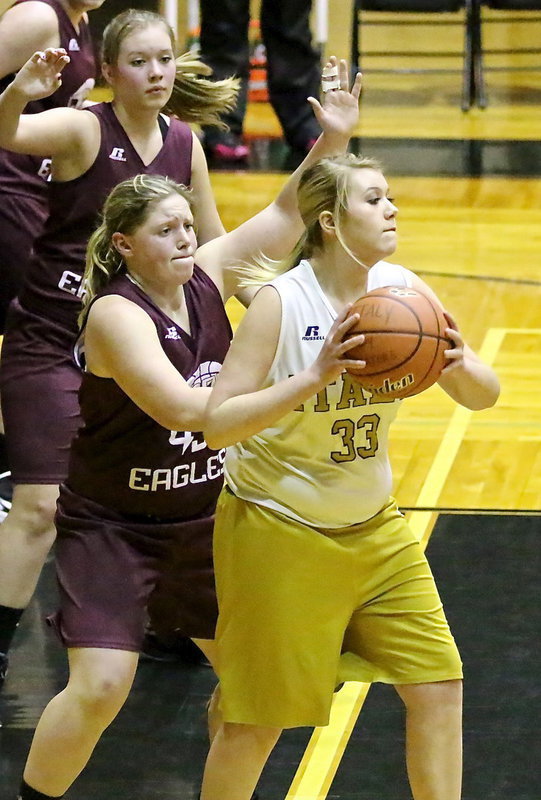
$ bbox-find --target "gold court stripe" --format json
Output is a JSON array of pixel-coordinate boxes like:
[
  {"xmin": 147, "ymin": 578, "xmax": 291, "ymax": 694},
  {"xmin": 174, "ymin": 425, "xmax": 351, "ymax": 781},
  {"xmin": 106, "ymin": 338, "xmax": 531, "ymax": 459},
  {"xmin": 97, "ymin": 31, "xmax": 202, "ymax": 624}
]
[
  {"xmin": 285, "ymin": 682, "xmax": 371, "ymax": 800},
  {"xmin": 285, "ymin": 327, "xmax": 506, "ymax": 800},
  {"xmin": 408, "ymin": 327, "xmax": 506, "ymax": 542}
]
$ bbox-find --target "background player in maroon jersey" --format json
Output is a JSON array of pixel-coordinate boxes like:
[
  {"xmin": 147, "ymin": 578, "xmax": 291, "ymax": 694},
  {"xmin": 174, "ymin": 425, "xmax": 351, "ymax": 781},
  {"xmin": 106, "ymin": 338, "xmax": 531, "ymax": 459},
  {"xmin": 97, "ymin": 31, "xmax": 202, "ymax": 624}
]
[
  {"xmin": 14, "ymin": 63, "xmax": 361, "ymax": 799},
  {"xmin": 0, "ymin": 0, "xmax": 103, "ymax": 332},
  {"xmin": 0, "ymin": 8, "xmax": 240, "ymax": 693},
  {"xmin": 0, "ymin": 0, "xmax": 104, "ymax": 535}
]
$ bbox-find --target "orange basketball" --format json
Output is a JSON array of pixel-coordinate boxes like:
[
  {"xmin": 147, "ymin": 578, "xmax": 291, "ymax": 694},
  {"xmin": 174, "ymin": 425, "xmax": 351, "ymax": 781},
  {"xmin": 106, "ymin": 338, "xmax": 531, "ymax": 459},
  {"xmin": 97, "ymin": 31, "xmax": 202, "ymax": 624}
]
[{"xmin": 344, "ymin": 285, "xmax": 451, "ymax": 400}]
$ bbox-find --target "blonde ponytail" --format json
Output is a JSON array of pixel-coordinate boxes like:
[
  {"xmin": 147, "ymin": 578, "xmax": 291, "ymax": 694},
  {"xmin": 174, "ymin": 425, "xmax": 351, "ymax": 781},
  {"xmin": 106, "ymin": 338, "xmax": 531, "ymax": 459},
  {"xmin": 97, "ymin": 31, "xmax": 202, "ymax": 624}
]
[
  {"xmin": 79, "ymin": 224, "xmax": 125, "ymax": 328},
  {"xmin": 234, "ymin": 233, "xmax": 309, "ymax": 287},
  {"xmin": 165, "ymin": 52, "xmax": 240, "ymax": 127}
]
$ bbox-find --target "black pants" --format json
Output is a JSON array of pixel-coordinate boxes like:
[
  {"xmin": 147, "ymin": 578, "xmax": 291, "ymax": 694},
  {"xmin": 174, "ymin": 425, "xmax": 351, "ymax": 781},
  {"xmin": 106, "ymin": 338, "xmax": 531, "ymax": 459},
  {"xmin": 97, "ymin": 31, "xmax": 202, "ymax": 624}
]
[{"xmin": 199, "ymin": 0, "xmax": 321, "ymax": 150}]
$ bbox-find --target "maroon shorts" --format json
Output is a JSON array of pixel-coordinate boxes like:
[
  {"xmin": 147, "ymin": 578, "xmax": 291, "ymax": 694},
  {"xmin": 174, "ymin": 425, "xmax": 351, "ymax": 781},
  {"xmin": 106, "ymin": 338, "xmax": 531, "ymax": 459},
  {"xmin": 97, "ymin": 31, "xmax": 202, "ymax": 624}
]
[
  {"xmin": 50, "ymin": 483, "xmax": 218, "ymax": 651},
  {"xmin": 0, "ymin": 299, "xmax": 81, "ymax": 484}
]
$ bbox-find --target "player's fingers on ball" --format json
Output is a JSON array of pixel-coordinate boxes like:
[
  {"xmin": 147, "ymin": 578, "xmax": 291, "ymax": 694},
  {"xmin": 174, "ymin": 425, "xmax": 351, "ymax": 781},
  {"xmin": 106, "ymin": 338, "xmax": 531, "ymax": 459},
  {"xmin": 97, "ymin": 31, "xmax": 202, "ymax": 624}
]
[
  {"xmin": 444, "ymin": 327, "xmax": 457, "ymax": 341},
  {"xmin": 445, "ymin": 328, "xmax": 462, "ymax": 346},
  {"xmin": 342, "ymin": 356, "xmax": 366, "ymax": 368},
  {"xmin": 342, "ymin": 333, "xmax": 364, "ymax": 354},
  {"xmin": 340, "ymin": 309, "xmax": 360, "ymax": 330}
]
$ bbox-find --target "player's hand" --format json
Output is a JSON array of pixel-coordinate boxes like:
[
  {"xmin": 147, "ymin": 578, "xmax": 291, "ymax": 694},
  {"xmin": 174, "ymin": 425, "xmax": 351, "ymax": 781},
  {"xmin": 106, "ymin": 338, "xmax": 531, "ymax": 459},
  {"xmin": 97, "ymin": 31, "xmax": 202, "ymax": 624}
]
[
  {"xmin": 307, "ymin": 57, "xmax": 362, "ymax": 139},
  {"xmin": 309, "ymin": 305, "xmax": 366, "ymax": 385},
  {"xmin": 441, "ymin": 311, "xmax": 466, "ymax": 373},
  {"xmin": 11, "ymin": 48, "xmax": 70, "ymax": 102}
]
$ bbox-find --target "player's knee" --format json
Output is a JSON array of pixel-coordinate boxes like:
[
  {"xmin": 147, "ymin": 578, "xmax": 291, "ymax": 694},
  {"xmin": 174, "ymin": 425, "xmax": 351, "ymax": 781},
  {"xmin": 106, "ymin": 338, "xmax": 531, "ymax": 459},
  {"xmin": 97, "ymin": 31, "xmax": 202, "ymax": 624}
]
[
  {"xmin": 26, "ymin": 501, "xmax": 56, "ymax": 538},
  {"xmin": 395, "ymin": 678, "xmax": 463, "ymax": 713},
  {"xmin": 222, "ymin": 720, "xmax": 282, "ymax": 751},
  {"xmin": 71, "ymin": 672, "xmax": 132, "ymax": 724},
  {"xmin": 6, "ymin": 488, "xmax": 58, "ymax": 540}
]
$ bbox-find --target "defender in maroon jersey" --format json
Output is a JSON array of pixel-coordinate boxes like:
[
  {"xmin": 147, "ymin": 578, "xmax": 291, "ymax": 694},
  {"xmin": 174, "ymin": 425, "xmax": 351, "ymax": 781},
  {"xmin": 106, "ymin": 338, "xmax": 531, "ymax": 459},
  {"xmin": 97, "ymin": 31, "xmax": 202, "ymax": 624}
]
[{"xmin": 0, "ymin": 9, "xmax": 242, "ymax": 688}]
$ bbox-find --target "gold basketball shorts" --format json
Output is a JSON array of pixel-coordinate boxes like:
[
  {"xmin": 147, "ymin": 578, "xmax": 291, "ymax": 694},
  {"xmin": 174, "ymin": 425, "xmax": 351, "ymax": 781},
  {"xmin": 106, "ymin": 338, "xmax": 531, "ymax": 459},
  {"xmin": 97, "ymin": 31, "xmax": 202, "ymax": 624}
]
[{"xmin": 213, "ymin": 488, "xmax": 462, "ymax": 729}]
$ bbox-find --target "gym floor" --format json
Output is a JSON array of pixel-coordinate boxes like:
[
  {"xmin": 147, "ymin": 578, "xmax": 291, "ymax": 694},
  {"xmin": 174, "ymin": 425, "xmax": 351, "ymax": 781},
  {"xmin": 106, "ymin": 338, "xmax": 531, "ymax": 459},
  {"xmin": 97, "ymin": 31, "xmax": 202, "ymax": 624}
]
[{"xmin": 1, "ymin": 512, "xmax": 538, "ymax": 799}]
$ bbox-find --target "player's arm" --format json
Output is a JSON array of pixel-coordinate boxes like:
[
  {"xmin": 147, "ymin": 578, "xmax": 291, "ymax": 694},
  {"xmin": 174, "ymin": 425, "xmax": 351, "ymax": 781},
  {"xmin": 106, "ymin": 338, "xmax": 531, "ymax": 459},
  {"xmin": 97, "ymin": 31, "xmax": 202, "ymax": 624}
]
[
  {"xmin": 413, "ymin": 275, "xmax": 500, "ymax": 410},
  {"xmin": 198, "ymin": 59, "xmax": 362, "ymax": 301},
  {"xmin": 0, "ymin": 2, "xmax": 60, "ymax": 78},
  {"xmin": 85, "ymin": 296, "xmax": 212, "ymax": 432},
  {"xmin": 0, "ymin": 48, "xmax": 91, "ymax": 158},
  {"xmin": 204, "ymin": 288, "xmax": 364, "ymax": 449},
  {"xmin": 189, "ymin": 132, "xmax": 226, "ymax": 245}
]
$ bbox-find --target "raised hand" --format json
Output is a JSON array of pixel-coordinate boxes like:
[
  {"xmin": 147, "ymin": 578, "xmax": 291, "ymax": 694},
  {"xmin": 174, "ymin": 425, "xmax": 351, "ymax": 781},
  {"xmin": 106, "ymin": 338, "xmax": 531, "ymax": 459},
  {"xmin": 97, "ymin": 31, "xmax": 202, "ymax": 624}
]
[
  {"xmin": 11, "ymin": 48, "xmax": 70, "ymax": 102},
  {"xmin": 308, "ymin": 56, "xmax": 362, "ymax": 140}
]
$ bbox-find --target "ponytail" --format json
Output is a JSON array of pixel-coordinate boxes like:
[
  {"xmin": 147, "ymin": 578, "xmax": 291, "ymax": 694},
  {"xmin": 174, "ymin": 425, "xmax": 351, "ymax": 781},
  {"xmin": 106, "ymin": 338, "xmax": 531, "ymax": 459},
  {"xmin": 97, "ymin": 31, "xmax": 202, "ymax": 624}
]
[
  {"xmin": 165, "ymin": 52, "xmax": 240, "ymax": 127},
  {"xmin": 79, "ymin": 224, "xmax": 126, "ymax": 328}
]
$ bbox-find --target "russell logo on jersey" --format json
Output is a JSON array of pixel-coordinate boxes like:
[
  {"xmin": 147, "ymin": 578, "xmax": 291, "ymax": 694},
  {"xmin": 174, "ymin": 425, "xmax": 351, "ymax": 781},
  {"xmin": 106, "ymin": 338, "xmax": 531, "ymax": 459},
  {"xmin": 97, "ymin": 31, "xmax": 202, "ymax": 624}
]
[
  {"xmin": 302, "ymin": 325, "xmax": 325, "ymax": 341},
  {"xmin": 109, "ymin": 147, "xmax": 127, "ymax": 162}
]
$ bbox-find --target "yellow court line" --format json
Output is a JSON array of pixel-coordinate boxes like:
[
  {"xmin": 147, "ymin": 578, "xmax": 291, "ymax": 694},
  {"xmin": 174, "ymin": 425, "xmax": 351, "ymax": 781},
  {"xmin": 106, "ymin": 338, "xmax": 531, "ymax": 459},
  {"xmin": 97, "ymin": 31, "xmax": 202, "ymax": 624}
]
[
  {"xmin": 285, "ymin": 682, "xmax": 370, "ymax": 800},
  {"xmin": 285, "ymin": 326, "xmax": 507, "ymax": 800},
  {"xmin": 409, "ymin": 327, "xmax": 506, "ymax": 542}
]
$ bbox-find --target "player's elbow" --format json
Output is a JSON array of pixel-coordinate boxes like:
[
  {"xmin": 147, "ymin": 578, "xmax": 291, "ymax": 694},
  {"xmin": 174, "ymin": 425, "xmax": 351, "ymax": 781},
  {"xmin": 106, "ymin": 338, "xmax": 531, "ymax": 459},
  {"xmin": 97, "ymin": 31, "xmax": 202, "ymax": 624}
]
[
  {"xmin": 203, "ymin": 424, "xmax": 227, "ymax": 451},
  {"xmin": 466, "ymin": 387, "xmax": 500, "ymax": 410},
  {"xmin": 153, "ymin": 405, "xmax": 205, "ymax": 433},
  {"xmin": 459, "ymin": 379, "xmax": 500, "ymax": 410},
  {"xmin": 203, "ymin": 409, "xmax": 237, "ymax": 450}
]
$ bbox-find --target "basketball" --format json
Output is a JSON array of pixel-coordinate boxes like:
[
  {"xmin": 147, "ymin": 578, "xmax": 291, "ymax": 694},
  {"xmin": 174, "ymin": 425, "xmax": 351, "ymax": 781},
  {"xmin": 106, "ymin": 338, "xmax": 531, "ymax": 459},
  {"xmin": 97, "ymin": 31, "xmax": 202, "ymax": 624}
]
[{"xmin": 344, "ymin": 286, "xmax": 451, "ymax": 400}]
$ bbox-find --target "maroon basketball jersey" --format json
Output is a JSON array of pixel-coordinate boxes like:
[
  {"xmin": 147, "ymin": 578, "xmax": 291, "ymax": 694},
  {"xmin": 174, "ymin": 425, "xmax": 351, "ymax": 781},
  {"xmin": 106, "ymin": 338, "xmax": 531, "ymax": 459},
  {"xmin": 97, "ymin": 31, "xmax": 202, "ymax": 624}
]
[
  {"xmin": 68, "ymin": 269, "xmax": 232, "ymax": 519},
  {"xmin": 19, "ymin": 103, "xmax": 193, "ymax": 331},
  {"xmin": 0, "ymin": 0, "xmax": 96, "ymax": 206}
]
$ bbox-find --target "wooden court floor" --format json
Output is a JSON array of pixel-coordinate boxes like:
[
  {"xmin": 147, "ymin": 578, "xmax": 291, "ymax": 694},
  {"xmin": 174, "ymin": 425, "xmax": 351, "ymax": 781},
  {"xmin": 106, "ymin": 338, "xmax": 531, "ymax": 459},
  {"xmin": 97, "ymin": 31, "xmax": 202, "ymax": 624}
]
[{"xmin": 1, "ymin": 49, "xmax": 540, "ymax": 800}]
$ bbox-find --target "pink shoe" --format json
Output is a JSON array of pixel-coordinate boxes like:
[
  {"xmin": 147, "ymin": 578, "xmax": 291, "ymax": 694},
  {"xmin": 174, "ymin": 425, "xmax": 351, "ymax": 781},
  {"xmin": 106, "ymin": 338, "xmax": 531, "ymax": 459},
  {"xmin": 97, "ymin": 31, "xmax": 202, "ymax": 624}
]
[{"xmin": 211, "ymin": 141, "xmax": 249, "ymax": 162}]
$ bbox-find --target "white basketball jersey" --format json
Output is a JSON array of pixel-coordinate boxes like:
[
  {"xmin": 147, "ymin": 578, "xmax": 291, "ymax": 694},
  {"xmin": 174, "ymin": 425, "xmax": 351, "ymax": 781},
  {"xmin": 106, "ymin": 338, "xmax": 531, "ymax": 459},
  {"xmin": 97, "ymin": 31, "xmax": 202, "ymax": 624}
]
[{"xmin": 224, "ymin": 260, "xmax": 415, "ymax": 527}]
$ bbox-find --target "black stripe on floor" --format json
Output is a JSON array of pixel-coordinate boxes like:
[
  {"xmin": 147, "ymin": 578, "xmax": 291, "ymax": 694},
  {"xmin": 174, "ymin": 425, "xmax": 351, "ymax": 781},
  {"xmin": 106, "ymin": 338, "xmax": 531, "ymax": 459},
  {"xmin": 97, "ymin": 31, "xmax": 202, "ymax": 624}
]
[{"xmin": 215, "ymin": 137, "xmax": 541, "ymax": 177}]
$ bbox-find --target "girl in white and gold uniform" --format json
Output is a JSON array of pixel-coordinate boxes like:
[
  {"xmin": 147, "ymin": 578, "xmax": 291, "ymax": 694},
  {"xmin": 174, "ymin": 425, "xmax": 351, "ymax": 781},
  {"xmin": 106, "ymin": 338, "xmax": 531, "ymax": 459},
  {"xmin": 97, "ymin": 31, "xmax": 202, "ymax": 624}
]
[{"xmin": 201, "ymin": 153, "xmax": 500, "ymax": 800}]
